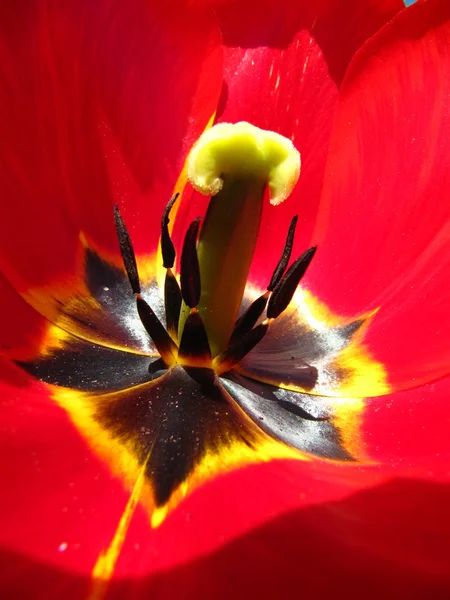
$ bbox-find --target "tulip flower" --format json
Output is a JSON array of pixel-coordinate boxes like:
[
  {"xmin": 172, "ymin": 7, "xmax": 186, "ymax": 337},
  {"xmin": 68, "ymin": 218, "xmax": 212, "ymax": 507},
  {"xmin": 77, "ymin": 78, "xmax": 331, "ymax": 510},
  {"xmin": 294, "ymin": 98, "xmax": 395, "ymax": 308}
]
[{"xmin": 1, "ymin": 0, "xmax": 450, "ymax": 598}]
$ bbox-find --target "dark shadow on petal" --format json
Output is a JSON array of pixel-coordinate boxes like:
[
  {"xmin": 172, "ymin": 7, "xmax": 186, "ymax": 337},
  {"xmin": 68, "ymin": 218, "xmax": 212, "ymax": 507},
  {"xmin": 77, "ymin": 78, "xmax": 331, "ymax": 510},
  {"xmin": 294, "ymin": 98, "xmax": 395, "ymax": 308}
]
[
  {"xmin": 0, "ymin": 548, "xmax": 89, "ymax": 600},
  {"xmin": 2, "ymin": 478, "xmax": 450, "ymax": 599},
  {"xmin": 0, "ymin": 357, "xmax": 35, "ymax": 389}
]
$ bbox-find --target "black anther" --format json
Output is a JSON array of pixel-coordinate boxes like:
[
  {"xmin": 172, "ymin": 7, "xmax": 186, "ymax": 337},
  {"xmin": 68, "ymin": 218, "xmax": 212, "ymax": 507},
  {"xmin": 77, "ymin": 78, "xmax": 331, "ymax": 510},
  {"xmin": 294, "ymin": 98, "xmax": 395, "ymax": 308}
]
[
  {"xmin": 267, "ymin": 247, "xmax": 317, "ymax": 319},
  {"xmin": 180, "ymin": 218, "xmax": 202, "ymax": 308}
]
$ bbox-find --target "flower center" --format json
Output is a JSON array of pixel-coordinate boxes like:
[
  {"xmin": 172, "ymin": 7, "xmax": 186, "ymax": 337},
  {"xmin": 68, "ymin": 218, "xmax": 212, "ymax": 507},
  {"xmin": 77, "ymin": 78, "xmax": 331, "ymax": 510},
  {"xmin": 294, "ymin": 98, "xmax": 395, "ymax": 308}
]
[{"xmin": 114, "ymin": 122, "xmax": 316, "ymax": 387}]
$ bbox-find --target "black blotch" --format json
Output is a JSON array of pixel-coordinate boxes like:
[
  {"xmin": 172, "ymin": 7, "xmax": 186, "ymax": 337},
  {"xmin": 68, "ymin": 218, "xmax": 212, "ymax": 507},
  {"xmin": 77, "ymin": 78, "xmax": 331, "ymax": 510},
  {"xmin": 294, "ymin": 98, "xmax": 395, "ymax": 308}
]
[
  {"xmin": 222, "ymin": 373, "xmax": 354, "ymax": 461},
  {"xmin": 59, "ymin": 248, "xmax": 164, "ymax": 352},
  {"xmin": 240, "ymin": 311, "xmax": 366, "ymax": 381},
  {"xmin": 95, "ymin": 366, "xmax": 252, "ymax": 506},
  {"xmin": 17, "ymin": 339, "xmax": 154, "ymax": 392},
  {"xmin": 148, "ymin": 358, "xmax": 168, "ymax": 380}
]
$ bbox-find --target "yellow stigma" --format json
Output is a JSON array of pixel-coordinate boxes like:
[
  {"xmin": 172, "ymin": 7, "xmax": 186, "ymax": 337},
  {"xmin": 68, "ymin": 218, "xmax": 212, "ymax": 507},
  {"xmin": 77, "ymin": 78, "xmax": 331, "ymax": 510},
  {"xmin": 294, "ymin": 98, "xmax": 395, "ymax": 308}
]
[{"xmin": 187, "ymin": 122, "xmax": 301, "ymax": 205}]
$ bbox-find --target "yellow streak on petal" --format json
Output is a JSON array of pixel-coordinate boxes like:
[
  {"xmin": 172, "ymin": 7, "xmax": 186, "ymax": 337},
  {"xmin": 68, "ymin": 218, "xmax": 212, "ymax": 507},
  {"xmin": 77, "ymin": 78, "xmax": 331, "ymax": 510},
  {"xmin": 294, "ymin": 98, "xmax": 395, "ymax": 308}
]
[
  {"xmin": 151, "ymin": 505, "xmax": 168, "ymax": 529},
  {"xmin": 331, "ymin": 335, "xmax": 389, "ymax": 398},
  {"xmin": 50, "ymin": 384, "xmax": 152, "ymax": 505},
  {"xmin": 88, "ymin": 457, "xmax": 149, "ymax": 600},
  {"xmin": 330, "ymin": 396, "xmax": 370, "ymax": 461}
]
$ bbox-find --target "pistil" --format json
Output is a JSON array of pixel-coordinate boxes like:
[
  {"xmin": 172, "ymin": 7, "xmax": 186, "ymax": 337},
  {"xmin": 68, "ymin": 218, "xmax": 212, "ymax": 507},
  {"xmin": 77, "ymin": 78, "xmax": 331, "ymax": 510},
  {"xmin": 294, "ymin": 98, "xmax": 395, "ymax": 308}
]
[
  {"xmin": 194, "ymin": 175, "xmax": 265, "ymax": 356},
  {"xmin": 185, "ymin": 122, "xmax": 301, "ymax": 356},
  {"xmin": 113, "ymin": 123, "xmax": 319, "ymax": 382}
]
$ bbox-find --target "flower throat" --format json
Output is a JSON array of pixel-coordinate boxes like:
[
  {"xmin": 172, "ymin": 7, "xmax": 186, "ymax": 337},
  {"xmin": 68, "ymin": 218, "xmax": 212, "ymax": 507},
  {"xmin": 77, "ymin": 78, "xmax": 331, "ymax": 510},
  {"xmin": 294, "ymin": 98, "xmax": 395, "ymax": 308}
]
[{"xmin": 114, "ymin": 122, "xmax": 317, "ymax": 388}]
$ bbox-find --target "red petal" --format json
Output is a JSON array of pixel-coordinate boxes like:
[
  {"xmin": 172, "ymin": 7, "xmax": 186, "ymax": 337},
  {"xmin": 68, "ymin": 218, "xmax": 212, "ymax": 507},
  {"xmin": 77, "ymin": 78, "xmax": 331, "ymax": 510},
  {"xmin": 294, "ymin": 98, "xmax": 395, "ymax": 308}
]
[
  {"xmin": 212, "ymin": 0, "xmax": 404, "ymax": 287},
  {"xmin": 94, "ymin": 0, "xmax": 223, "ymax": 256},
  {"xmin": 3, "ymin": 362, "xmax": 449, "ymax": 596},
  {"xmin": 306, "ymin": 0, "xmax": 450, "ymax": 388},
  {"xmin": 0, "ymin": 1, "xmax": 222, "ymax": 296},
  {"xmin": 6, "ymin": 475, "xmax": 450, "ymax": 598},
  {"xmin": 138, "ymin": 478, "xmax": 450, "ymax": 600},
  {"xmin": 0, "ymin": 362, "xmax": 134, "ymax": 589},
  {"xmin": 308, "ymin": 0, "xmax": 450, "ymax": 389},
  {"xmin": 103, "ymin": 379, "xmax": 450, "ymax": 596},
  {"xmin": 364, "ymin": 375, "xmax": 450, "ymax": 474},
  {"xmin": 0, "ymin": 271, "xmax": 47, "ymax": 360}
]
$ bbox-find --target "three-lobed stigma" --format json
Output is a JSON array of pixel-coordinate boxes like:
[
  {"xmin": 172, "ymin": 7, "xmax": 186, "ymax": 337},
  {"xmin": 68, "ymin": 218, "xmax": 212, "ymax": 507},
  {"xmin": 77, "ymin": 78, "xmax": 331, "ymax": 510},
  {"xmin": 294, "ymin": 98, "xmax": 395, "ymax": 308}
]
[{"xmin": 188, "ymin": 121, "xmax": 301, "ymax": 205}]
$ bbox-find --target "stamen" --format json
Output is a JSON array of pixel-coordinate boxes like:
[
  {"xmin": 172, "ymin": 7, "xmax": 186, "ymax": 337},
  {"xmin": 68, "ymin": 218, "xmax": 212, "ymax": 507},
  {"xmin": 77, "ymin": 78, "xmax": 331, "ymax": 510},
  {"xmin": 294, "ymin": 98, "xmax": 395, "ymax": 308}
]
[
  {"xmin": 178, "ymin": 310, "xmax": 212, "ymax": 366},
  {"xmin": 267, "ymin": 216, "xmax": 298, "ymax": 291},
  {"xmin": 160, "ymin": 193, "xmax": 179, "ymax": 269},
  {"xmin": 267, "ymin": 247, "xmax": 317, "ymax": 319},
  {"xmin": 114, "ymin": 205, "xmax": 140, "ymax": 294},
  {"xmin": 136, "ymin": 295, "xmax": 177, "ymax": 366},
  {"xmin": 164, "ymin": 269, "xmax": 182, "ymax": 340},
  {"xmin": 228, "ymin": 292, "xmax": 269, "ymax": 346},
  {"xmin": 159, "ymin": 194, "xmax": 182, "ymax": 339},
  {"xmin": 114, "ymin": 205, "xmax": 178, "ymax": 365},
  {"xmin": 229, "ymin": 216, "xmax": 299, "ymax": 344},
  {"xmin": 180, "ymin": 218, "xmax": 202, "ymax": 309},
  {"xmin": 148, "ymin": 357, "xmax": 168, "ymax": 379},
  {"xmin": 214, "ymin": 321, "xmax": 269, "ymax": 374}
]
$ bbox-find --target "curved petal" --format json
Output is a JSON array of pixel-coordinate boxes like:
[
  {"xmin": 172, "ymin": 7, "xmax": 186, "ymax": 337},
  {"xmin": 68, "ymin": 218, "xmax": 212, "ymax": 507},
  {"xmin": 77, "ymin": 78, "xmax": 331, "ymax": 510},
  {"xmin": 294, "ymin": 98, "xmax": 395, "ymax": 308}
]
[
  {"xmin": 0, "ymin": 361, "xmax": 381, "ymax": 594},
  {"xmin": 309, "ymin": 0, "xmax": 450, "ymax": 389},
  {"xmin": 0, "ymin": 0, "xmax": 222, "ymax": 313},
  {"xmin": 210, "ymin": 0, "xmax": 405, "ymax": 288}
]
